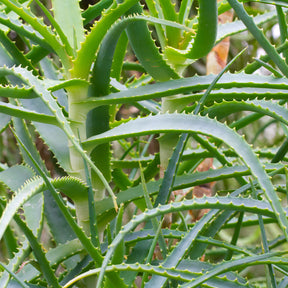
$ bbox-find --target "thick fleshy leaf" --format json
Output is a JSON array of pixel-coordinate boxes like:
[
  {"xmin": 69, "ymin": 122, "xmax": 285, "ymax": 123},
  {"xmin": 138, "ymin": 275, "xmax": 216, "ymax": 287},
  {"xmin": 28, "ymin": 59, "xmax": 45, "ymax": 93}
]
[{"xmin": 83, "ymin": 113, "xmax": 288, "ymax": 240}]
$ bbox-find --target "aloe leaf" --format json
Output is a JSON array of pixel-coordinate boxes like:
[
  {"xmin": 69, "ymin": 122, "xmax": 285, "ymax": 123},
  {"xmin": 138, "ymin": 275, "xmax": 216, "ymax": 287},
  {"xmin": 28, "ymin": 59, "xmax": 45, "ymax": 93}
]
[
  {"xmin": 0, "ymin": 85, "xmax": 36, "ymax": 99},
  {"xmin": 0, "ymin": 261, "xmax": 29, "ymax": 288},
  {"xmin": 185, "ymin": 167, "xmax": 285, "ymax": 262},
  {"xmin": 276, "ymin": 6, "xmax": 288, "ymax": 63},
  {"xmin": 178, "ymin": 0, "xmax": 194, "ymax": 25},
  {"xmin": 72, "ymin": 0, "xmax": 139, "ymax": 79},
  {"xmin": 0, "ymin": 1, "xmax": 71, "ymax": 70},
  {"xmin": 51, "ymin": 0, "xmax": 84, "ymax": 53},
  {"xmin": 0, "ymin": 133, "xmax": 126, "ymax": 287},
  {"xmin": 82, "ymin": 0, "xmax": 113, "ymax": 26},
  {"xmin": 47, "ymin": 78, "xmax": 89, "ymax": 92},
  {"xmin": 13, "ymin": 213, "xmax": 61, "ymax": 288},
  {"xmin": 158, "ymin": 0, "xmax": 179, "ymax": 47},
  {"xmin": 1, "ymin": 176, "xmax": 102, "ymax": 280},
  {"xmin": 80, "ymin": 73, "xmax": 288, "ymax": 109},
  {"xmin": 164, "ymin": 0, "xmax": 217, "ymax": 60},
  {"xmin": 179, "ymin": 252, "xmax": 287, "ymax": 288},
  {"xmin": 65, "ymin": 260, "xmax": 251, "ymax": 288},
  {"xmin": 125, "ymin": 231, "xmax": 252, "ymax": 258},
  {"xmin": 23, "ymin": 193, "xmax": 44, "ymax": 237},
  {"xmin": 228, "ymin": 0, "xmax": 288, "ymax": 78},
  {"xmin": 111, "ymin": 204, "xmax": 125, "ymax": 265},
  {"xmin": 96, "ymin": 164, "xmax": 283, "ymax": 225},
  {"xmin": 83, "ymin": 113, "xmax": 288, "ymax": 239},
  {"xmin": 0, "ymin": 174, "xmax": 89, "ymax": 242},
  {"xmin": 0, "ymin": 241, "xmax": 30, "ymax": 288},
  {"xmin": 117, "ymin": 1, "xmax": 179, "ymax": 81},
  {"xmin": 111, "ymin": 31, "xmax": 128, "ymax": 81},
  {"xmin": 0, "ymin": 165, "xmax": 35, "ymax": 191},
  {"xmin": 88, "ymin": 12, "xmax": 189, "ymax": 200},
  {"xmin": 0, "ymin": 12, "xmax": 53, "ymax": 52},
  {"xmin": 0, "ymin": 65, "xmax": 115, "ymax": 207},
  {"xmin": 204, "ymin": 100, "xmax": 288, "ymax": 125},
  {"xmin": 272, "ymin": 138, "xmax": 288, "ymax": 163},
  {"xmin": 33, "ymin": 0, "xmax": 74, "ymax": 58},
  {"xmin": 84, "ymin": 156, "xmax": 100, "ymax": 248},
  {"xmin": 40, "ymin": 57, "xmax": 68, "ymax": 109},
  {"xmin": 254, "ymin": 58, "xmax": 283, "ymax": 77},
  {"xmin": 12, "ymin": 116, "xmax": 48, "ymax": 175},
  {"xmin": 44, "ymin": 191, "xmax": 77, "ymax": 245},
  {"xmin": 33, "ymin": 122, "xmax": 72, "ymax": 173},
  {"xmin": 0, "ymin": 176, "xmax": 43, "ymax": 241},
  {"xmin": 0, "ymin": 199, "xmax": 18, "ymax": 258},
  {"xmin": 91, "ymin": 14, "xmax": 190, "ymax": 95},
  {"xmin": 0, "ymin": 113, "xmax": 10, "ymax": 133},
  {"xmin": 145, "ymin": 0, "xmax": 166, "ymax": 48},
  {"xmin": 27, "ymin": 46, "xmax": 50, "ymax": 65},
  {"xmin": 0, "ymin": 29, "xmax": 36, "ymax": 73},
  {"xmin": 279, "ymin": 276, "xmax": 288, "ymax": 288},
  {"xmin": 16, "ymin": 239, "xmax": 83, "ymax": 283},
  {"xmin": 96, "ymin": 196, "xmax": 282, "ymax": 288},
  {"xmin": 245, "ymin": 0, "xmax": 288, "ymax": 6},
  {"xmin": 139, "ymin": 162, "xmax": 167, "ymax": 258},
  {"xmin": 176, "ymin": 259, "xmax": 251, "ymax": 287},
  {"xmin": 155, "ymin": 133, "xmax": 187, "ymax": 207},
  {"xmin": 251, "ymin": 180, "xmax": 277, "ymax": 288},
  {"xmin": 0, "ymin": 101, "xmax": 58, "ymax": 125},
  {"xmin": 216, "ymin": 9, "xmax": 278, "ymax": 44}
]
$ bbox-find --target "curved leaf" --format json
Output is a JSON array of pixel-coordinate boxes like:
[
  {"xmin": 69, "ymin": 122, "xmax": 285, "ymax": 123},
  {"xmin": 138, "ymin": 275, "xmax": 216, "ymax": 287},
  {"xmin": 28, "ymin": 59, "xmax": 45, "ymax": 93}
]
[
  {"xmin": 79, "ymin": 73, "xmax": 288, "ymax": 109},
  {"xmin": 117, "ymin": 1, "xmax": 179, "ymax": 81},
  {"xmin": 0, "ymin": 175, "xmax": 88, "ymax": 241},
  {"xmin": 96, "ymin": 195, "xmax": 285, "ymax": 288},
  {"xmin": 83, "ymin": 113, "xmax": 288, "ymax": 240},
  {"xmin": 0, "ymin": 101, "xmax": 58, "ymax": 125},
  {"xmin": 64, "ymin": 259, "xmax": 252, "ymax": 288},
  {"xmin": 96, "ymin": 163, "xmax": 284, "ymax": 227},
  {"xmin": 72, "ymin": 0, "xmax": 139, "ymax": 79},
  {"xmin": 51, "ymin": 0, "xmax": 84, "ymax": 53},
  {"xmin": 205, "ymin": 99, "xmax": 288, "ymax": 125},
  {"xmin": 165, "ymin": 0, "xmax": 218, "ymax": 60}
]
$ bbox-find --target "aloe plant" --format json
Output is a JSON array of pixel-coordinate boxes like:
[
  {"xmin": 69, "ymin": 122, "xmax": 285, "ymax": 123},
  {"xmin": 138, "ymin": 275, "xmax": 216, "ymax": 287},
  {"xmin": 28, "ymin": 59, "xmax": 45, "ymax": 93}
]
[{"xmin": 1, "ymin": 0, "xmax": 288, "ymax": 287}]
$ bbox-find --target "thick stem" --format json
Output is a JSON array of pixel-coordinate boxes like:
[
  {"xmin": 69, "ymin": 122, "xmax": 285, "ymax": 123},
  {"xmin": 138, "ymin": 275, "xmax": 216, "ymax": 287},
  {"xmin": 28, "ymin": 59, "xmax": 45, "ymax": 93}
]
[
  {"xmin": 66, "ymin": 86, "xmax": 90, "ymax": 233},
  {"xmin": 67, "ymin": 86, "xmax": 88, "ymax": 179}
]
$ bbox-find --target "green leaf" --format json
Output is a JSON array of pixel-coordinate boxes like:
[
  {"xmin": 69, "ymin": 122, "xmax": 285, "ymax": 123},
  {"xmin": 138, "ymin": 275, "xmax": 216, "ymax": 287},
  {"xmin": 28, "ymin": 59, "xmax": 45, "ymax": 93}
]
[
  {"xmin": 0, "ymin": 113, "xmax": 10, "ymax": 133},
  {"xmin": 165, "ymin": 0, "xmax": 218, "ymax": 60},
  {"xmin": 0, "ymin": 165, "xmax": 35, "ymax": 191},
  {"xmin": 205, "ymin": 100, "xmax": 288, "ymax": 126},
  {"xmin": 179, "ymin": 252, "xmax": 287, "ymax": 288},
  {"xmin": 0, "ymin": 101, "xmax": 58, "ymax": 125},
  {"xmin": 96, "ymin": 163, "xmax": 283, "ymax": 226},
  {"xmin": 0, "ymin": 11, "xmax": 53, "ymax": 52},
  {"xmin": 96, "ymin": 195, "xmax": 284, "ymax": 288},
  {"xmin": 72, "ymin": 0, "xmax": 139, "ymax": 79},
  {"xmin": 0, "ymin": 2, "xmax": 71, "ymax": 70},
  {"xmin": 228, "ymin": 0, "xmax": 288, "ymax": 78},
  {"xmin": 16, "ymin": 239, "xmax": 83, "ymax": 283},
  {"xmin": 216, "ymin": 9, "xmax": 278, "ymax": 44},
  {"xmin": 79, "ymin": 73, "xmax": 288, "ymax": 109},
  {"xmin": 13, "ymin": 213, "xmax": 61, "ymax": 287},
  {"xmin": 12, "ymin": 116, "xmax": 48, "ymax": 175},
  {"xmin": 83, "ymin": 113, "xmax": 288, "ymax": 240},
  {"xmin": 0, "ymin": 241, "xmax": 30, "ymax": 288},
  {"xmin": 64, "ymin": 260, "xmax": 252, "ymax": 288},
  {"xmin": 82, "ymin": 0, "xmax": 113, "ymax": 26},
  {"xmin": 118, "ymin": 1, "xmax": 179, "ymax": 81},
  {"xmin": 51, "ymin": 0, "xmax": 84, "ymax": 53},
  {"xmin": 23, "ymin": 193, "xmax": 44, "ymax": 237}
]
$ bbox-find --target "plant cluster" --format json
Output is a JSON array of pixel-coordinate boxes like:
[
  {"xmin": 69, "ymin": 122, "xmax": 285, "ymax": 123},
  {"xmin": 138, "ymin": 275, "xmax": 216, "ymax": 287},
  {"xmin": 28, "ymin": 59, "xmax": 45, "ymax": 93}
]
[{"xmin": 0, "ymin": 0, "xmax": 288, "ymax": 287}]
